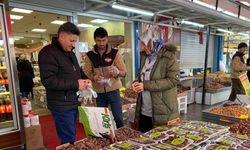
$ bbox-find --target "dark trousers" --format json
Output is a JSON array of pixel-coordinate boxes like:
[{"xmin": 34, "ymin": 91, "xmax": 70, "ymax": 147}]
[
  {"xmin": 51, "ymin": 109, "xmax": 78, "ymax": 144},
  {"xmin": 96, "ymin": 89, "xmax": 124, "ymax": 128},
  {"xmin": 139, "ymin": 114, "xmax": 153, "ymax": 133},
  {"xmin": 228, "ymin": 78, "xmax": 245, "ymax": 101},
  {"xmin": 21, "ymin": 92, "xmax": 30, "ymax": 99}
]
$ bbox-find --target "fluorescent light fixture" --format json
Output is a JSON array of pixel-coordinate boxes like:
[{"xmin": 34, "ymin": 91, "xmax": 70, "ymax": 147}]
[
  {"xmin": 217, "ymin": 8, "xmax": 238, "ymax": 18},
  {"xmin": 238, "ymin": 32, "xmax": 249, "ymax": 37},
  {"xmin": 32, "ymin": 28, "xmax": 47, "ymax": 32},
  {"xmin": 239, "ymin": 1, "xmax": 250, "ymax": 7},
  {"xmin": 11, "ymin": 21, "xmax": 14, "ymax": 24},
  {"xmin": 51, "ymin": 20, "xmax": 66, "ymax": 25},
  {"xmin": 77, "ymin": 23, "xmax": 98, "ymax": 28},
  {"xmin": 193, "ymin": 0, "xmax": 216, "ymax": 9},
  {"xmin": 11, "ymin": 8, "xmax": 33, "ymax": 14},
  {"xmin": 181, "ymin": 20, "xmax": 205, "ymax": 28},
  {"xmin": 10, "ymin": 15, "xmax": 23, "ymax": 20},
  {"xmin": 14, "ymin": 36, "xmax": 24, "ymax": 39},
  {"xmin": 90, "ymin": 19, "xmax": 108, "ymax": 24},
  {"xmin": 240, "ymin": 16, "xmax": 250, "ymax": 22},
  {"xmin": 112, "ymin": 3, "xmax": 154, "ymax": 16},
  {"xmin": 217, "ymin": 28, "xmax": 234, "ymax": 34}
]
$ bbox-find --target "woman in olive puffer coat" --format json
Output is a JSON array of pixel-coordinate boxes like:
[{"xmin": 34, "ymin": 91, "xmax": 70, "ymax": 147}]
[{"xmin": 132, "ymin": 26, "xmax": 180, "ymax": 132}]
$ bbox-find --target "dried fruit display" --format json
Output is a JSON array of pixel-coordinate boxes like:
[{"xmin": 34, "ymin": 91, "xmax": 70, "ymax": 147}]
[
  {"xmin": 242, "ymin": 140, "xmax": 250, "ymax": 148},
  {"xmin": 177, "ymin": 85, "xmax": 190, "ymax": 94},
  {"xmin": 227, "ymin": 133, "xmax": 249, "ymax": 141},
  {"xmin": 113, "ymin": 141, "xmax": 142, "ymax": 150},
  {"xmin": 123, "ymin": 87, "xmax": 138, "ymax": 99},
  {"xmin": 205, "ymin": 144, "xmax": 236, "ymax": 150},
  {"xmin": 115, "ymin": 127, "xmax": 143, "ymax": 141},
  {"xmin": 179, "ymin": 124, "xmax": 198, "ymax": 131},
  {"xmin": 206, "ymin": 81, "xmax": 224, "ymax": 90},
  {"xmin": 150, "ymin": 126, "xmax": 171, "ymax": 132},
  {"xmin": 229, "ymin": 118, "xmax": 250, "ymax": 136},
  {"xmin": 130, "ymin": 136, "xmax": 156, "ymax": 145},
  {"xmin": 149, "ymin": 143, "xmax": 178, "ymax": 150},
  {"xmin": 197, "ymin": 127, "xmax": 215, "ymax": 135},
  {"xmin": 74, "ymin": 137, "xmax": 111, "ymax": 150},
  {"xmin": 166, "ymin": 129, "xmax": 189, "ymax": 136},
  {"xmin": 143, "ymin": 131, "xmax": 168, "ymax": 141},
  {"xmin": 209, "ymin": 105, "xmax": 250, "ymax": 118},
  {"xmin": 162, "ymin": 135, "xmax": 192, "ymax": 149},
  {"xmin": 185, "ymin": 133, "xmax": 209, "ymax": 145},
  {"xmin": 215, "ymin": 137, "xmax": 237, "ymax": 147}
]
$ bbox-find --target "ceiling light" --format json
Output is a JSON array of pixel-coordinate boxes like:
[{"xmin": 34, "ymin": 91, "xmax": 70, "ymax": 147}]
[
  {"xmin": 11, "ymin": 8, "xmax": 33, "ymax": 14},
  {"xmin": 90, "ymin": 19, "xmax": 108, "ymax": 24},
  {"xmin": 240, "ymin": 16, "xmax": 250, "ymax": 22},
  {"xmin": 238, "ymin": 32, "xmax": 249, "ymax": 37},
  {"xmin": 10, "ymin": 15, "xmax": 23, "ymax": 20},
  {"xmin": 217, "ymin": 8, "xmax": 238, "ymax": 18},
  {"xmin": 51, "ymin": 20, "xmax": 66, "ymax": 25},
  {"xmin": 11, "ymin": 21, "xmax": 14, "ymax": 24},
  {"xmin": 239, "ymin": 1, "xmax": 250, "ymax": 7},
  {"xmin": 193, "ymin": 0, "xmax": 216, "ymax": 9},
  {"xmin": 181, "ymin": 20, "xmax": 205, "ymax": 28},
  {"xmin": 14, "ymin": 36, "xmax": 24, "ymax": 39},
  {"xmin": 77, "ymin": 23, "xmax": 98, "ymax": 28},
  {"xmin": 112, "ymin": 3, "xmax": 154, "ymax": 16},
  {"xmin": 32, "ymin": 28, "xmax": 47, "ymax": 32},
  {"xmin": 217, "ymin": 28, "xmax": 234, "ymax": 34}
]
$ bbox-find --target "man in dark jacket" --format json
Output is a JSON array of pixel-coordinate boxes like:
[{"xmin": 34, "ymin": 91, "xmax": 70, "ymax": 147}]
[
  {"xmin": 17, "ymin": 54, "xmax": 34, "ymax": 98},
  {"xmin": 38, "ymin": 22, "xmax": 91, "ymax": 144}
]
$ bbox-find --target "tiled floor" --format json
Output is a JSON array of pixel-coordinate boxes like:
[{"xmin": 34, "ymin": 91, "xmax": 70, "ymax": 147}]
[{"xmin": 180, "ymin": 103, "xmax": 214, "ymax": 121}]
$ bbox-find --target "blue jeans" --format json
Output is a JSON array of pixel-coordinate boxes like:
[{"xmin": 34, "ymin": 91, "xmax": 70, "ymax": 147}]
[
  {"xmin": 96, "ymin": 89, "xmax": 124, "ymax": 128},
  {"xmin": 51, "ymin": 109, "xmax": 78, "ymax": 144},
  {"xmin": 21, "ymin": 92, "xmax": 30, "ymax": 98}
]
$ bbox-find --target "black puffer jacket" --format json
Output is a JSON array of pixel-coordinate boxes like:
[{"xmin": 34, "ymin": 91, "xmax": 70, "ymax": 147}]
[{"xmin": 38, "ymin": 39, "xmax": 86, "ymax": 112}]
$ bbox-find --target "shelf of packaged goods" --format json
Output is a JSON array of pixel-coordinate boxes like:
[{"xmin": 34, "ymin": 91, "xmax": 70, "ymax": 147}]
[
  {"xmin": 0, "ymin": 66, "xmax": 6, "ymax": 70},
  {"xmin": 0, "ymin": 120, "xmax": 14, "ymax": 130},
  {"xmin": 0, "ymin": 91, "xmax": 10, "ymax": 96}
]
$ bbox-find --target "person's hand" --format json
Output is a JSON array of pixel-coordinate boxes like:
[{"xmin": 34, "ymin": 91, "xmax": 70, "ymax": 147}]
[
  {"xmin": 93, "ymin": 74, "xmax": 104, "ymax": 82},
  {"xmin": 108, "ymin": 66, "xmax": 120, "ymax": 77},
  {"xmin": 78, "ymin": 79, "xmax": 91, "ymax": 90},
  {"xmin": 132, "ymin": 82, "xmax": 144, "ymax": 93},
  {"xmin": 247, "ymin": 66, "xmax": 250, "ymax": 71}
]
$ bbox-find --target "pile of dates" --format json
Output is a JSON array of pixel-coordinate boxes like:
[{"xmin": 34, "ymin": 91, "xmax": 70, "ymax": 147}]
[
  {"xmin": 115, "ymin": 127, "xmax": 142, "ymax": 141},
  {"xmin": 124, "ymin": 87, "xmax": 138, "ymax": 99},
  {"xmin": 57, "ymin": 137, "xmax": 112, "ymax": 150},
  {"xmin": 229, "ymin": 118, "xmax": 250, "ymax": 136}
]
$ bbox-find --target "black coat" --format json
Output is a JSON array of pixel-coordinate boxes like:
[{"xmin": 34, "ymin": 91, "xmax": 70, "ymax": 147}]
[
  {"xmin": 17, "ymin": 59, "xmax": 34, "ymax": 93},
  {"xmin": 38, "ymin": 39, "xmax": 87, "ymax": 112}
]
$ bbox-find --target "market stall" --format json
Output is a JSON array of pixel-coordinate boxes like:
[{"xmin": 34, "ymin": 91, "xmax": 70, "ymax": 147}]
[{"xmin": 55, "ymin": 120, "xmax": 250, "ymax": 150}]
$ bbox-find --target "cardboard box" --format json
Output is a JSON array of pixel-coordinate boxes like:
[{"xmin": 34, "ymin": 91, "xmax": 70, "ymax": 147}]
[
  {"xmin": 26, "ymin": 135, "xmax": 44, "ymax": 150},
  {"xmin": 25, "ymin": 125, "xmax": 42, "ymax": 140}
]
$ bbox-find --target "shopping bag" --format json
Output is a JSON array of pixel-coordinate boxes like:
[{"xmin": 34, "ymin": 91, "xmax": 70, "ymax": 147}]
[
  {"xmin": 78, "ymin": 106, "xmax": 116, "ymax": 142},
  {"xmin": 239, "ymin": 73, "xmax": 250, "ymax": 96}
]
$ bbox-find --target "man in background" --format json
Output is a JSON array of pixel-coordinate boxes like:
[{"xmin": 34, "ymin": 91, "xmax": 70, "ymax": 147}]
[
  {"xmin": 17, "ymin": 54, "xmax": 34, "ymax": 99},
  {"xmin": 229, "ymin": 42, "xmax": 250, "ymax": 101}
]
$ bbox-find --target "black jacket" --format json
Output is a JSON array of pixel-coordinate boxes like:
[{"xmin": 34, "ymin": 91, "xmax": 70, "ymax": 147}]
[
  {"xmin": 17, "ymin": 59, "xmax": 34, "ymax": 93},
  {"xmin": 38, "ymin": 39, "xmax": 86, "ymax": 112}
]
